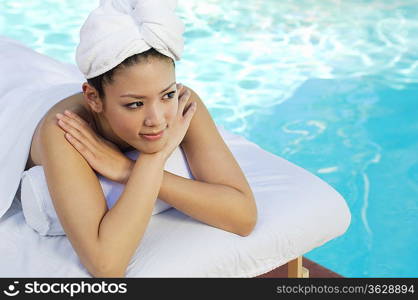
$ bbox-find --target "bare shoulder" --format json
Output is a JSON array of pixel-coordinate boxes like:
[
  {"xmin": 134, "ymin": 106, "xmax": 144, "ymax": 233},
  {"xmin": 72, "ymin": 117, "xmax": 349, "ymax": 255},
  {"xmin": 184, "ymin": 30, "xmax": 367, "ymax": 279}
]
[
  {"xmin": 36, "ymin": 110, "xmax": 107, "ymax": 276},
  {"xmin": 27, "ymin": 92, "xmax": 90, "ymax": 168},
  {"xmin": 180, "ymin": 85, "xmax": 255, "ymax": 200}
]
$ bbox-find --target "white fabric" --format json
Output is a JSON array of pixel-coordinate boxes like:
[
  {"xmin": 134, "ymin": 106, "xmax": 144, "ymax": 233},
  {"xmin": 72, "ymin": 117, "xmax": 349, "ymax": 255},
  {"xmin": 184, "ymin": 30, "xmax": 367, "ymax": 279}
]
[
  {"xmin": 0, "ymin": 36, "xmax": 351, "ymax": 277},
  {"xmin": 0, "ymin": 36, "xmax": 84, "ymax": 221},
  {"xmin": 20, "ymin": 146, "xmax": 191, "ymax": 236},
  {"xmin": 76, "ymin": 0, "xmax": 184, "ymax": 79},
  {"xmin": 1, "ymin": 130, "xmax": 351, "ymax": 277}
]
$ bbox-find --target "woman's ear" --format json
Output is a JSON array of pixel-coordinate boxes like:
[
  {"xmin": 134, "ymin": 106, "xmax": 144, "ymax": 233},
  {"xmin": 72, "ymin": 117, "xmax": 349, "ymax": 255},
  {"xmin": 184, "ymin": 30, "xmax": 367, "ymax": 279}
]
[{"xmin": 82, "ymin": 82, "xmax": 104, "ymax": 113}]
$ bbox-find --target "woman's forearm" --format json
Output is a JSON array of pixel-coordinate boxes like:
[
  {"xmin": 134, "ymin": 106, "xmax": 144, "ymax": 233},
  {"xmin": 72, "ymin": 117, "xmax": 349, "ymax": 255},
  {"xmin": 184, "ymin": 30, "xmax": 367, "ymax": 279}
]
[
  {"xmin": 96, "ymin": 153, "xmax": 166, "ymax": 277},
  {"xmin": 121, "ymin": 158, "xmax": 256, "ymax": 237},
  {"xmin": 158, "ymin": 171, "xmax": 256, "ymax": 236}
]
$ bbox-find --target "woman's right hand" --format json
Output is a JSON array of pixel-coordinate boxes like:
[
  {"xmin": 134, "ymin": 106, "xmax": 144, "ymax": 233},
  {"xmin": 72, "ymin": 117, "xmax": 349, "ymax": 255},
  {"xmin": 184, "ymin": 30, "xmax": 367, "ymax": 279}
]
[{"xmin": 159, "ymin": 83, "xmax": 197, "ymax": 160}]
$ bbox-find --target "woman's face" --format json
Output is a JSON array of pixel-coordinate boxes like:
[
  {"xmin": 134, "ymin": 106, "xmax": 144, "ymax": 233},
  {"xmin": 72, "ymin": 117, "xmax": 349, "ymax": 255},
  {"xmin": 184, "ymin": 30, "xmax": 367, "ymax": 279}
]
[{"xmin": 99, "ymin": 58, "xmax": 178, "ymax": 154}]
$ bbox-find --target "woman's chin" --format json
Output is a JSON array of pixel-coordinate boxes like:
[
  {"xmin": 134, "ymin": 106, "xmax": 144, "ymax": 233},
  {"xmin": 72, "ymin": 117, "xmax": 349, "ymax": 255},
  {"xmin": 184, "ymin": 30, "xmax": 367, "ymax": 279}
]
[{"xmin": 134, "ymin": 141, "xmax": 166, "ymax": 154}]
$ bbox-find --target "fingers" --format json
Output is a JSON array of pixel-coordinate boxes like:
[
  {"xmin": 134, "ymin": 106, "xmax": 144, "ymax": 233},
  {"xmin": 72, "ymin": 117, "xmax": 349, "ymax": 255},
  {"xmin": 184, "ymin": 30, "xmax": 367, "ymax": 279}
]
[
  {"xmin": 174, "ymin": 84, "xmax": 195, "ymax": 120},
  {"xmin": 178, "ymin": 88, "xmax": 192, "ymax": 117},
  {"xmin": 176, "ymin": 83, "xmax": 189, "ymax": 102},
  {"xmin": 57, "ymin": 117, "xmax": 95, "ymax": 161},
  {"xmin": 176, "ymin": 83, "xmax": 184, "ymax": 94},
  {"xmin": 185, "ymin": 101, "xmax": 197, "ymax": 121},
  {"xmin": 179, "ymin": 88, "xmax": 191, "ymax": 103},
  {"xmin": 57, "ymin": 111, "xmax": 91, "ymax": 135},
  {"xmin": 64, "ymin": 110, "xmax": 89, "ymax": 127},
  {"xmin": 63, "ymin": 131, "xmax": 94, "ymax": 161},
  {"xmin": 56, "ymin": 112, "xmax": 95, "ymax": 150}
]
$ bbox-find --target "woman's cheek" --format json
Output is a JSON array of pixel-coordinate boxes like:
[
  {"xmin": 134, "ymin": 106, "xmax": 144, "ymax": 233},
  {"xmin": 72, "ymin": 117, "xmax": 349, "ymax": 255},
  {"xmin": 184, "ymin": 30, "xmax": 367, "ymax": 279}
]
[{"xmin": 113, "ymin": 113, "xmax": 138, "ymax": 137}]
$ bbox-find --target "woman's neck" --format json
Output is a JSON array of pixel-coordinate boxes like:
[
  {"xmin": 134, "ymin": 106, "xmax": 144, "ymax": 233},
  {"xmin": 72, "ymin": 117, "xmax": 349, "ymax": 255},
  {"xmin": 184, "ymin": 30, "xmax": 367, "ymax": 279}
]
[{"xmin": 92, "ymin": 113, "xmax": 134, "ymax": 152}]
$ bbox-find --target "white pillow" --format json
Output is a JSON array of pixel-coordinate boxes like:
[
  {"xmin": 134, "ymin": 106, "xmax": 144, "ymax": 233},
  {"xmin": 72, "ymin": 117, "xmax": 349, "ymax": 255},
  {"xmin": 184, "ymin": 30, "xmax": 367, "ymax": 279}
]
[{"xmin": 20, "ymin": 146, "xmax": 193, "ymax": 236}]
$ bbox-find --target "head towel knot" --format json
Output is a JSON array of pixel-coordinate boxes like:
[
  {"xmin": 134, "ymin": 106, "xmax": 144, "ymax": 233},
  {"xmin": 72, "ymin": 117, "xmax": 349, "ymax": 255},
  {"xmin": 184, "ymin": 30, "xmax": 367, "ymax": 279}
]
[{"xmin": 76, "ymin": 0, "xmax": 184, "ymax": 79}]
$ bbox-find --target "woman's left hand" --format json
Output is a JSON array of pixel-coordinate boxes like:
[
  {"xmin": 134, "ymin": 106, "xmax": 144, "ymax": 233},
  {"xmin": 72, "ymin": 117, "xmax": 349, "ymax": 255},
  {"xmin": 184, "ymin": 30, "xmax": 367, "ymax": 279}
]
[{"xmin": 55, "ymin": 110, "xmax": 133, "ymax": 184}]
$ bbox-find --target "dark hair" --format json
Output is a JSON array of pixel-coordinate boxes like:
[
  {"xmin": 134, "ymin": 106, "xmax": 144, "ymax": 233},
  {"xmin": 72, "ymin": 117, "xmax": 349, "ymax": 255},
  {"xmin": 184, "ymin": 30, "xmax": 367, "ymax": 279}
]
[{"xmin": 87, "ymin": 48, "xmax": 175, "ymax": 100}]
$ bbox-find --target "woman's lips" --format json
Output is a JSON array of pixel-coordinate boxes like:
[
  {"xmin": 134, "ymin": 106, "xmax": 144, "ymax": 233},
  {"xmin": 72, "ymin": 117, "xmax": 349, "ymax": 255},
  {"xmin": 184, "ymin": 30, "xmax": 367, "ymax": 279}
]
[{"xmin": 140, "ymin": 130, "xmax": 164, "ymax": 141}]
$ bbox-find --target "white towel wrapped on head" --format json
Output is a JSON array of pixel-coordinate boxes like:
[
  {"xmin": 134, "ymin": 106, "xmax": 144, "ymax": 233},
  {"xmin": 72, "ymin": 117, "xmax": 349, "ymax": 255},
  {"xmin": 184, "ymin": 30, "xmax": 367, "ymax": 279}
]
[{"xmin": 76, "ymin": 0, "xmax": 185, "ymax": 79}]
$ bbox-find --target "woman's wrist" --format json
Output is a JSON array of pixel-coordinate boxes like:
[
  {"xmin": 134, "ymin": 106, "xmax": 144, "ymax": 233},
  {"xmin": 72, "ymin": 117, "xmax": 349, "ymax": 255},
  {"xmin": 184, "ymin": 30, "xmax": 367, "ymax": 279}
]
[
  {"xmin": 141, "ymin": 151, "xmax": 170, "ymax": 164},
  {"xmin": 119, "ymin": 157, "xmax": 135, "ymax": 184},
  {"xmin": 119, "ymin": 152, "xmax": 168, "ymax": 184}
]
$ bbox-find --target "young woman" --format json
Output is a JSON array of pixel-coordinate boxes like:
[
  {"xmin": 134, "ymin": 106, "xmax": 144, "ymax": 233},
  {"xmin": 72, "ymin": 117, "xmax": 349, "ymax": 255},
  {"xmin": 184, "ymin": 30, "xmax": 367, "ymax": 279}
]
[{"xmin": 24, "ymin": 2, "xmax": 257, "ymax": 278}]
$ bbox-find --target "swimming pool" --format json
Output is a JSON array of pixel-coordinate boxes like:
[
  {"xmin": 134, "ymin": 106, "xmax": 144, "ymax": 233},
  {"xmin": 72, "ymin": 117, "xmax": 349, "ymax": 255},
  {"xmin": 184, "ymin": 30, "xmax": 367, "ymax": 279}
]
[{"xmin": 1, "ymin": 0, "xmax": 417, "ymax": 278}]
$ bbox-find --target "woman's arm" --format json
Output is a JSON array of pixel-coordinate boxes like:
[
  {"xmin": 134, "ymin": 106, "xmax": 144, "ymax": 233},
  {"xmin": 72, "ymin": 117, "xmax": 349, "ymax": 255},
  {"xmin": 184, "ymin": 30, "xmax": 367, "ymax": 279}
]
[
  {"xmin": 97, "ymin": 152, "xmax": 166, "ymax": 276},
  {"xmin": 39, "ymin": 118, "xmax": 166, "ymax": 278},
  {"xmin": 120, "ymin": 162, "xmax": 256, "ymax": 237},
  {"xmin": 163, "ymin": 87, "xmax": 257, "ymax": 236},
  {"xmin": 159, "ymin": 170, "xmax": 256, "ymax": 236},
  {"xmin": 121, "ymin": 87, "xmax": 257, "ymax": 236},
  {"xmin": 46, "ymin": 84, "xmax": 195, "ymax": 277}
]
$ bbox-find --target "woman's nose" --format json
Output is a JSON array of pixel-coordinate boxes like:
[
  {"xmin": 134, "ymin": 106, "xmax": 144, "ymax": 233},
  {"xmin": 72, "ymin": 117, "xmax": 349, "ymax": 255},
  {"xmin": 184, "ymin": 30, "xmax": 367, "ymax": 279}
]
[{"xmin": 143, "ymin": 102, "xmax": 164, "ymax": 127}]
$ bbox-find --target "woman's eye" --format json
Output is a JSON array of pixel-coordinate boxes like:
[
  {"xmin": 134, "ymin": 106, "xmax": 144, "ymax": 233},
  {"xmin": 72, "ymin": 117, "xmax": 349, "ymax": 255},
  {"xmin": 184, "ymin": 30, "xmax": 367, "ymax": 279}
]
[
  {"xmin": 126, "ymin": 101, "xmax": 143, "ymax": 109},
  {"xmin": 125, "ymin": 91, "xmax": 176, "ymax": 109},
  {"xmin": 164, "ymin": 91, "xmax": 176, "ymax": 99}
]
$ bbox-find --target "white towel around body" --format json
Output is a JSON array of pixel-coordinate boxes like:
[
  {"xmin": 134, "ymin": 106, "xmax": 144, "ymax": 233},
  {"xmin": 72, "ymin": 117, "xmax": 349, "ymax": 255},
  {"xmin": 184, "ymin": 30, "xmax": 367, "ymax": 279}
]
[{"xmin": 0, "ymin": 36, "xmax": 84, "ymax": 220}]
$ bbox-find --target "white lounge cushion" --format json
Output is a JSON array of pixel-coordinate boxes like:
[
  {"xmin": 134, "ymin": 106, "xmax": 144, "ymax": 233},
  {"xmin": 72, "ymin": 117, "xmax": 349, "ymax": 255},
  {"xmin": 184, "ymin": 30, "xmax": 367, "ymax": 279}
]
[{"xmin": 0, "ymin": 124, "xmax": 351, "ymax": 277}]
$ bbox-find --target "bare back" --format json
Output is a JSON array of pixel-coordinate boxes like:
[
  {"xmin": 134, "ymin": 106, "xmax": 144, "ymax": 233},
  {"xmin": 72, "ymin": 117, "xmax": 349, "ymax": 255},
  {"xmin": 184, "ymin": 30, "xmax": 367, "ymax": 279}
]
[{"xmin": 25, "ymin": 92, "xmax": 92, "ymax": 170}]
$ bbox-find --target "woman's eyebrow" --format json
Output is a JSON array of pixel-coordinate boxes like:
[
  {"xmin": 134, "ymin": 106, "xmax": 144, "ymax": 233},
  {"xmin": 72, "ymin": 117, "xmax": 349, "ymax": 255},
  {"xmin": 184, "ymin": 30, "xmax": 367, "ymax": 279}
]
[{"xmin": 120, "ymin": 82, "xmax": 176, "ymax": 99}]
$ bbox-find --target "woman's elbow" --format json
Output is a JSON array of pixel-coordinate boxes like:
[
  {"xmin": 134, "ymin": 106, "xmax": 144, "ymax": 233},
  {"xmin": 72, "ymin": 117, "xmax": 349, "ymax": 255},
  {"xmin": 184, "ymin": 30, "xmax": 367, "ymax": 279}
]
[
  {"xmin": 238, "ymin": 216, "xmax": 257, "ymax": 237},
  {"xmin": 90, "ymin": 257, "xmax": 127, "ymax": 278},
  {"xmin": 238, "ymin": 199, "xmax": 258, "ymax": 237},
  {"xmin": 91, "ymin": 265, "xmax": 126, "ymax": 278}
]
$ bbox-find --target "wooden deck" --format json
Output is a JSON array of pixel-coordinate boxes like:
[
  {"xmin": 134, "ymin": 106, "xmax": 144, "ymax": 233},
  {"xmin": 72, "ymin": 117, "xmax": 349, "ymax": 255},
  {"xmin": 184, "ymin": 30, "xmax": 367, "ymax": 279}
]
[{"xmin": 255, "ymin": 257, "xmax": 343, "ymax": 278}]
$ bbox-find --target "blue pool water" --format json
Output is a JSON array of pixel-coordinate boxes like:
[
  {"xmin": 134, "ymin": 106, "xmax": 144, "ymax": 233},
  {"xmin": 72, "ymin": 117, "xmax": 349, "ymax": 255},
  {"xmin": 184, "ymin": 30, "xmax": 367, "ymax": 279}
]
[{"xmin": 1, "ymin": 0, "xmax": 417, "ymax": 277}]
